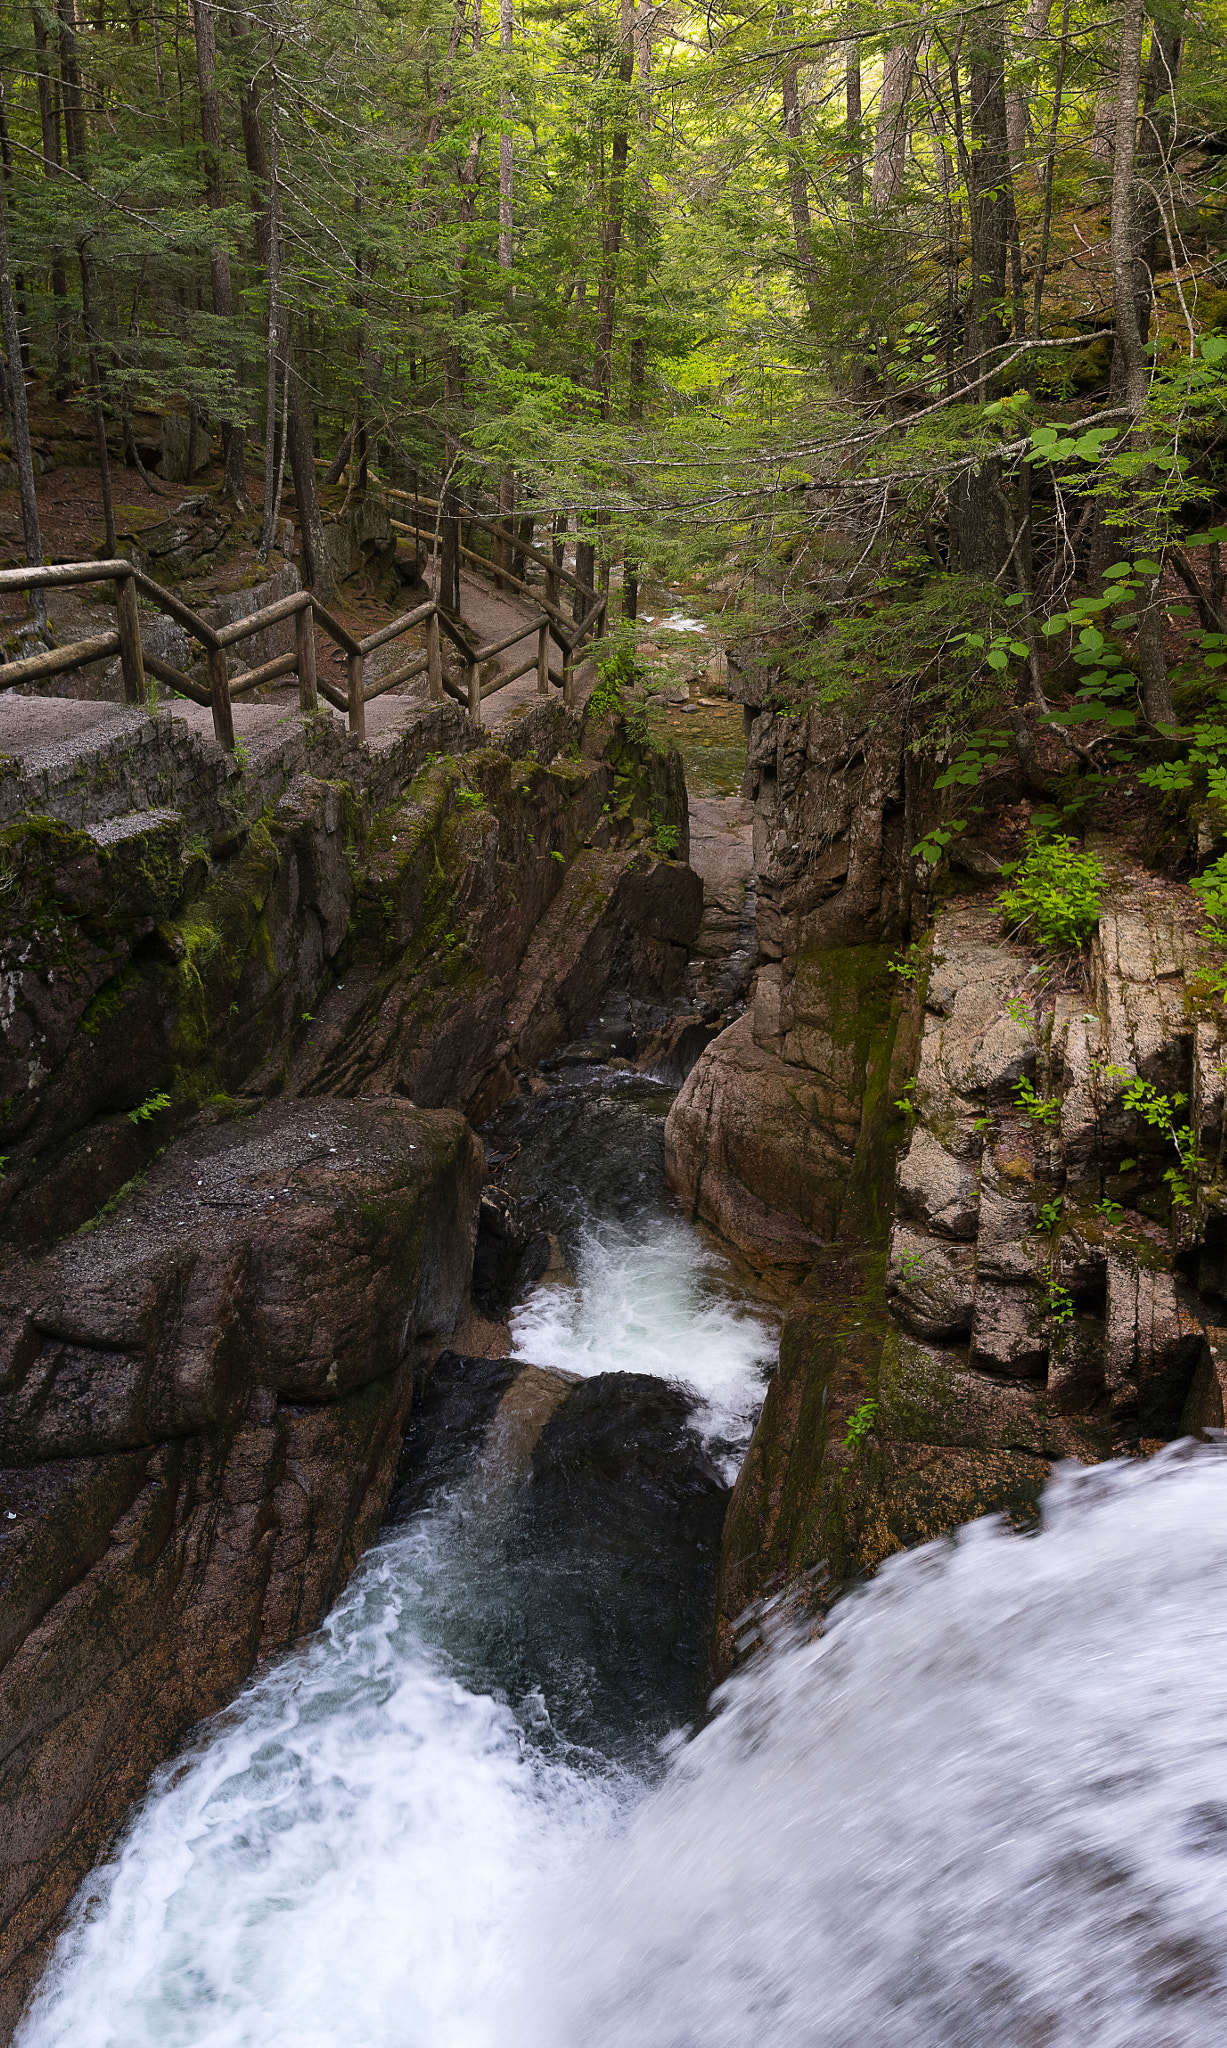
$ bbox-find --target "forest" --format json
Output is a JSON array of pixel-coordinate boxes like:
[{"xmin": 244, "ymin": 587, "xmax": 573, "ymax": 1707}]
[{"xmin": 0, "ymin": 0, "xmax": 1225, "ymax": 823}]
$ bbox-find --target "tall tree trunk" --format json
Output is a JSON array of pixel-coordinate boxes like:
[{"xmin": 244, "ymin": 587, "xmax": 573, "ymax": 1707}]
[
  {"xmin": 944, "ymin": 18, "xmax": 1015, "ymax": 578},
  {"xmin": 1005, "ymin": 0, "xmax": 1054, "ymax": 167},
  {"xmin": 0, "ymin": 119, "xmax": 47, "ymax": 633},
  {"xmin": 56, "ymin": 0, "xmax": 87, "ymax": 165},
  {"xmin": 233, "ymin": 21, "xmax": 335, "ymax": 602},
  {"xmin": 259, "ymin": 45, "xmax": 281, "ymax": 556},
  {"xmin": 31, "ymin": 3, "xmax": 70, "ymax": 398},
  {"xmin": 1030, "ymin": 0, "xmax": 1072, "ymax": 366},
  {"xmin": 623, "ymin": 7, "xmax": 652, "ymax": 621},
  {"xmin": 593, "ymin": 0, "xmax": 634, "ymax": 408},
  {"xmin": 1109, "ymin": 0, "xmax": 1173, "ymax": 725},
  {"xmin": 578, "ymin": 0, "xmax": 635, "ymax": 615},
  {"xmin": 192, "ymin": 0, "xmax": 247, "ymax": 501},
  {"xmin": 79, "ymin": 245, "xmax": 116, "ymax": 555},
  {"xmin": 846, "ymin": 44, "xmax": 863, "ymax": 211},
  {"xmin": 1129, "ymin": 12, "xmax": 1184, "ymax": 353},
  {"xmin": 871, "ymin": 40, "xmax": 917, "ymax": 210},
  {"xmin": 781, "ymin": 30, "xmax": 820, "ymax": 328},
  {"xmin": 497, "ymin": 0, "xmax": 514, "ymax": 569},
  {"xmin": 965, "ymin": 6, "xmax": 1010, "ymax": 398}
]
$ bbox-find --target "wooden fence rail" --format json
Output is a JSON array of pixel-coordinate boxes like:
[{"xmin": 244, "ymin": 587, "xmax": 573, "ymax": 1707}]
[{"xmin": 0, "ymin": 556, "xmax": 608, "ymax": 752}]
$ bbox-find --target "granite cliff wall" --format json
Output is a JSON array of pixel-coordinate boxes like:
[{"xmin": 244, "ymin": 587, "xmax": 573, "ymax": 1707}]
[{"xmin": 662, "ymin": 665, "xmax": 1227, "ymax": 1671}]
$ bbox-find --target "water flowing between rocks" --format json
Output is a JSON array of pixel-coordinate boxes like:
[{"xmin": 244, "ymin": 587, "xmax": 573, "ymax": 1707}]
[{"xmin": 18, "ymin": 1066, "xmax": 1227, "ymax": 2047}]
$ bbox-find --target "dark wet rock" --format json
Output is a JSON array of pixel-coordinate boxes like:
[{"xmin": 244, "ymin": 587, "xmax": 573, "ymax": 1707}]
[
  {"xmin": 499, "ymin": 1373, "xmax": 729, "ymax": 1754},
  {"xmin": 386, "ymin": 1350, "xmax": 525, "ymax": 1521}
]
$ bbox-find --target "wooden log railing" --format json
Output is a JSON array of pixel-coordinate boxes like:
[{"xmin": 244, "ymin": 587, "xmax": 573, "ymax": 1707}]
[
  {"xmin": 0, "ymin": 556, "xmax": 609, "ymax": 752},
  {"xmin": 311, "ymin": 460, "xmax": 592, "ymax": 614}
]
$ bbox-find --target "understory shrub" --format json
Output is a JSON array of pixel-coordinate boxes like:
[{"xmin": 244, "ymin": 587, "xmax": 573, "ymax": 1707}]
[{"xmin": 998, "ymin": 833, "xmax": 1103, "ymax": 949}]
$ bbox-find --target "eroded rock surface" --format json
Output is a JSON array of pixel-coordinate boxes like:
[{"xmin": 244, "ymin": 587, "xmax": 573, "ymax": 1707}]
[
  {"xmin": 712, "ymin": 877, "xmax": 1227, "ymax": 1673},
  {"xmin": 0, "ymin": 1096, "xmax": 481, "ymax": 2034},
  {"xmin": 666, "ymin": 694, "xmax": 929, "ymax": 1267}
]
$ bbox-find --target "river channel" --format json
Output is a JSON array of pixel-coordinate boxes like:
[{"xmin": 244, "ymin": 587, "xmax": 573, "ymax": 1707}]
[{"xmin": 18, "ymin": 1066, "xmax": 1227, "ymax": 2047}]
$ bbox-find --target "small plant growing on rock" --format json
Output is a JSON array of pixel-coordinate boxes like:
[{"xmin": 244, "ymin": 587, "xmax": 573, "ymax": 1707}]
[
  {"xmin": 896, "ymin": 1249, "xmax": 925, "ymax": 1280},
  {"xmin": 1110, "ymin": 1070, "xmax": 1200, "ymax": 1210},
  {"xmin": 843, "ymin": 1399, "xmax": 879, "ymax": 1450},
  {"xmin": 894, "ymin": 1077, "xmax": 918, "ymax": 1126},
  {"xmin": 128, "ymin": 1091, "xmax": 171, "ymax": 1125},
  {"xmin": 1013, "ymin": 1077, "xmax": 1061, "ymax": 1127},
  {"xmin": 887, "ymin": 944, "xmax": 926, "ymax": 986},
  {"xmin": 1046, "ymin": 1280, "xmax": 1075, "ymax": 1327},
  {"xmin": 998, "ymin": 833, "xmax": 1103, "ymax": 950},
  {"xmin": 1038, "ymin": 1194, "xmax": 1064, "ymax": 1232}
]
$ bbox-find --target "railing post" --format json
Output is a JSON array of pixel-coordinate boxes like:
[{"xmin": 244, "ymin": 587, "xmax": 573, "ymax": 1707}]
[
  {"xmin": 207, "ymin": 645, "xmax": 235, "ymax": 751},
  {"xmin": 536, "ymin": 620, "xmax": 549, "ymax": 696},
  {"xmin": 545, "ymin": 563, "xmax": 557, "ymax": 611},
  {"xmin": 295, "ymin": 599, "xmax": 318, "ymax": 712},
  {"xmin": 114, "ymin": 569, "xmax": 146, "ymax": 705},
  {"xmin": 467, "ymin": 657, "xmax": 481, "ymax": 730},
  {"xmin": 427, "ymin": 610, "xmax": 443, "ymax": 704},
  {"xmin": 563, "ymin": 648, "xmax": 575, "ymax": 708},
  {"xmin": 347, "ymin": 649, "xmax": 366, "ymax": 743}
]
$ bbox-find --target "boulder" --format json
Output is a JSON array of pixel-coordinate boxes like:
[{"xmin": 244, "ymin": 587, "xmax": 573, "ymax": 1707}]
[{"xmin": 0, "ymin": 1095, "xmax": 482, "ymax": 2035}]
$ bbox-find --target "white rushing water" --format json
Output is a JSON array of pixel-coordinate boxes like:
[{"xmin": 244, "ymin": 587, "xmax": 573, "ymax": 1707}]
[
  {"xmin": 509, "ymin": 1214, "xmax": 776, "ymax": 1476},
  {"xmin": 20, "ymin": 1447, "xmax": 1227, "ymax": 2046}
]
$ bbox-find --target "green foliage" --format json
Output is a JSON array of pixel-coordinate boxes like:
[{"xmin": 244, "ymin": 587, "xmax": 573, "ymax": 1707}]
[
  {"xmin": 1038, "ymin": 1194, "xmax": 1064, "ymax": 1233},
  {"xmin": 1109, "ymin": 1070, "xmax": 1200, "ymax": 1210},
  {"xmin": 454, "ymin": 789, "xmax": 486, "ymax": 809},
  {"xmin": 895, "ymin": 1250, "xmax": 925, "ymax": 1280},
  {"xmin": 128, "ymin": 1091, "xmax": 172, "ymax": 1125},
  {"xmin": 1013, "ymin": 1077, "xmax": 1061, "ymax": 1128},
  {"xmin": 842, "ymin": 1399, "xmax": 879, "ymax": 1451},
  {"xmin": 998, "ymin": 835, "xmax": 1103, "ymax": 950},
  {"xmin": 1047, "ymin": 1280, "xmax": 1075, "ymax": 1327},
  {"xmin": 887, "ymin": 945, "xmax": 926, "ymax": 985},
  {"xmin": 912, "ymin": 818, "xmax": 967, "ymax": 866},
  {"xmin": 653, "ymin": 820, "xmax": 681, "ymax": 857}
]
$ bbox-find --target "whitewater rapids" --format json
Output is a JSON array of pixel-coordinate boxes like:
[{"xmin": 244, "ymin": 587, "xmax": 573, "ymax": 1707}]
[{"xmin": 20, "ymin": 1440, "xmax": 1227, "ymax": 2047}]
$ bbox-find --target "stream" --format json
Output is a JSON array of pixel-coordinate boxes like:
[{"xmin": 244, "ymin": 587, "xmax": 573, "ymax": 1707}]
[{"xmin": 18, "ymin": 1064, "xmax": 1227, "ymax": 2046}]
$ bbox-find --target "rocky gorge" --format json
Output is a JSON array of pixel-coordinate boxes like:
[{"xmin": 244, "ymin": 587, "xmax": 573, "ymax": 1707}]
[
  {"xmin": 0, "ymin": 682, "xmax": 701, "ymax": 2032},
  {"xmin": 4, "ymin": 613, "xmax": 1227, "ymax": 2042}
]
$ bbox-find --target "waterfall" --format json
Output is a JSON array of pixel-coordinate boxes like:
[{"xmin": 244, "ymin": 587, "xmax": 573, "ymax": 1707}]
[
  {"xmin": 508, "ymin": 1445, "xmax": 1227, "ymax": 2048},
  {"xmin": 19, "ymin": 1138, "xmax": 1227, "ymax": 2047}
]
